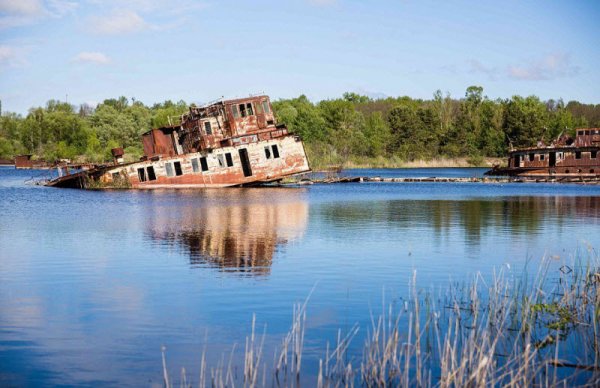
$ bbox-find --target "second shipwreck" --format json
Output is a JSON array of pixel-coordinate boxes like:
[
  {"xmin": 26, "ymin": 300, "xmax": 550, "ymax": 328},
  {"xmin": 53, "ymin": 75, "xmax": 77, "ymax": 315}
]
[{"xmin": 47, "ymin": 95, "xmax": 311, "ymax": 189}]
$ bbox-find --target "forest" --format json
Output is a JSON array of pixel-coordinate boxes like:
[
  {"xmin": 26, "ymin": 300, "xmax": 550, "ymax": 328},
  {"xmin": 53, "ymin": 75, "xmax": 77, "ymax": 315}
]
[{"xmin": 1, "ymin": 86, "xmax": 599, "ymax": 167}]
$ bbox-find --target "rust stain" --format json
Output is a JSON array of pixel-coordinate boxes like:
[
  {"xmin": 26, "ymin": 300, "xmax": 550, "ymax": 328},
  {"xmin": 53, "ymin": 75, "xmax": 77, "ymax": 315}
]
[
  {"xmin": 488, "ymin": 128, "xmax": 600, "ymax": 179},
  {"xmin": 47, "ymin": 95, "xmax": 311, "ymax": 189}
]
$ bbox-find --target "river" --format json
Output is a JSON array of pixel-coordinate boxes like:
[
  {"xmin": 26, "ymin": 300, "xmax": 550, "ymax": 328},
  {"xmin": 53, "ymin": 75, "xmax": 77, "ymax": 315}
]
[{"xmin": 1, "ymin": 166, "xmax": 599, "ymax": 386}]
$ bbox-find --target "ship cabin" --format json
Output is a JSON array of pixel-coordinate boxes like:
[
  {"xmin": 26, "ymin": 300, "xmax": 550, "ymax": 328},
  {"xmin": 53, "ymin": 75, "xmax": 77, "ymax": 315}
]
[
  {"xmin": 507, "ymin": 128, "xmax": 600, "ymax": 177},
  {"xmin": 46, "ymin": 95, "xmax": 311, "ymax": 189},
  {"xmin": 177, "ymin": 95, "xmax": 286, "ymax": 154},
  {"xmin": 121, "ymin": 95, "xmax": 309, "ymax": 188},
  {"xmin": 139, "ymin": 96, "xmax": 287, "ymax": 159}
]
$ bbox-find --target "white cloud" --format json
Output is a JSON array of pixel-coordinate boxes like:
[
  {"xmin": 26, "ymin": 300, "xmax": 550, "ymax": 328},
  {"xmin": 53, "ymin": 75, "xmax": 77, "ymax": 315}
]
[
  {"xmin": 72, "ymin": 51, "xmax": 111, "ymax": 65},
  {"xmin": 0, "ymin": 0, "xmax": 206, "ymax": 31},
  {"xmin": 463, "ymin": 54, "xmax": 580, "ymax": 82},
  {"xmin": 89, "ymin": 10, "xmax": 148, "ymax": 34},
  {"xmin": 0, "ymin": 45, "xmax": 15, "ymax": 62},
  {"xmin": 0, "ymin": 0, "xmax": 44, "ymax": 16},
  {"xmin": 507, "ymin": 53, "xmax": 580, "ymax": 81},
  {"xmin": 0, "ymin": 45, "xmax": 27, "ymax": 67},
  {"xmin": 0, "ymin": 0, "xmax": 45, "ymax": 28},
  {"xmin": 468, "ymin": 59, "xmax": 498, "ymax": 81},
  {"xmin": 47, "ymin": 0, "xmax": 78, "ymax": 16},
  {"xmin": 0, "ymin": 0, "xmax": 77, "ymax": 29},
  {"xmin": 84, "ymin": 1, "xmax": 209, "ymax": 33},
  {"xmin": 88, "ymin": 0, "xmax": 207, "ymax": 15}
]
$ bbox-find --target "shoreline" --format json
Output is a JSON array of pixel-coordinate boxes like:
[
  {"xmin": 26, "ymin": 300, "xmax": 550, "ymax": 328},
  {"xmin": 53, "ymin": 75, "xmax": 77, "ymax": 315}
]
[{"xmin": 332, "ymin": 157, "xmax": 504, "ymax": 170}]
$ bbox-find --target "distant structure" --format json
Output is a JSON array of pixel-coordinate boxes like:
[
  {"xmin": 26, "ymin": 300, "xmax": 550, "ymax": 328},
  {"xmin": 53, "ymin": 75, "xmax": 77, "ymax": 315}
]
[{"xmin": 487, "ymin": 128, "xmax": 600, "ymax": 180}]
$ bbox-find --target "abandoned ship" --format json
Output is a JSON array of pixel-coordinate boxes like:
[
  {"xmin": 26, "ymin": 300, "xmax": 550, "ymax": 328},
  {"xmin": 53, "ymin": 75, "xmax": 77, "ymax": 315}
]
[
  {"xmin": 486, "ymin": 128, "xmax": 600, "ymax": 180},
  {"xmin": 46, "ymin": 95, "xmax": 311, "ymax": 189}
]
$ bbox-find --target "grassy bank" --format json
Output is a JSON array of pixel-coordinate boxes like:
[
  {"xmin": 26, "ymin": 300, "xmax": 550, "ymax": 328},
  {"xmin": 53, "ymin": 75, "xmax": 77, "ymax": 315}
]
[
  {"xmin": 304, "ymin": 143, "xmax": 504, "ymax": 170},
  {"xmin": 342, "ymin": 156, "xmax": 504, "ymax": 169},
  {"xmin": 162, "ymin": 253, "xmax": 600, "ymax": 387}
]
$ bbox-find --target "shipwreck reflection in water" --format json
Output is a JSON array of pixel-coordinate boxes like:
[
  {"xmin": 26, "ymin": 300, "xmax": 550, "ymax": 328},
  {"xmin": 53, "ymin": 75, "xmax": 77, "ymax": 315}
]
[{"xmin": 145, "ymin": 188, "xmax": 309, "ymax": 275}]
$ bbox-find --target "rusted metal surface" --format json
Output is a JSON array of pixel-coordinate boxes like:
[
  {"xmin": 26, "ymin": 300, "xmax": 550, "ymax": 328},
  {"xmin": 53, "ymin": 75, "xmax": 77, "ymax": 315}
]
[
  {"xmin": 141, "ymin": 127, "xmax": 180, "ymax": 158},
  {"xmin": 114, "ymin": 135, "xmax": 309, "ymax": 188},
  {"xmin": 47, "ymin": 95, "xmax": 311, "ymax": 189},
  {"xmin": 487, "ymin": 128, "xmax": 600, "ymax": 179},
  {"xmin": 111, "ymin": 147, "xmax": 124, "ymax": 158},
  {"xmin": 14, "ymin": 155, "xmax": 34, "ymax": 169},
  {"xmin": 14, "ymin": 154, "xmax": 53, "ymax": 169}
]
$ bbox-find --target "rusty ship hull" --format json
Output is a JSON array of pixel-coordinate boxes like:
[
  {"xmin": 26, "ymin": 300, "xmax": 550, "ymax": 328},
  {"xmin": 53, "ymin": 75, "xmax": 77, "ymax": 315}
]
[
  {"xmin": 486, "ymin": 128, "xmax": 600, "ymax": 181},
  {"xmin": 46, "ymin": 95, "xmax": 311, "ymax": 189}
]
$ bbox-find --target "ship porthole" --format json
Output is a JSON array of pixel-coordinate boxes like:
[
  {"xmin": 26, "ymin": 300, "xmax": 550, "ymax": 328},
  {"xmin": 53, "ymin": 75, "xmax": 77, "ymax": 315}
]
[
  {"xmin": 565, "ymin": 169, "xmax": 570, "ymax": 174},
  {"xmin": 578, "ymin": 169, "xmax": 582, "ymax": 173},
  {"xmin": 591, "ymin": 169, "xmax": 595, "ymax": 174}
]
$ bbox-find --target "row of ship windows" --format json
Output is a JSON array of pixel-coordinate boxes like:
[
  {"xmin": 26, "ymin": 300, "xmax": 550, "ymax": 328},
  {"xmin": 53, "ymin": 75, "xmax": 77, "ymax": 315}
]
[
  {"xmin": 198, "ymin": 102, "xmax": 272, "ymax": 136},
  {"xmin": 577, "ymin": 130, "xmax": 600, "ymax": 136},
  {"xmin": 137, "ymin": 144, "xmax": 281, "ymax": 182},
  {"xmin": 524, "ymin": 150, "xmax": 598, "ymax": 161},
  {"xmin": 231, "ymin": 101, "xmax": 271, "ymax": 119}
]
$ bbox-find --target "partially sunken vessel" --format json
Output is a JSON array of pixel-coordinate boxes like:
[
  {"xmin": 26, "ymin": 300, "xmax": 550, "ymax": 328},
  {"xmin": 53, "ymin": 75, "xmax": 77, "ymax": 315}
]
[
  {"xmin": 487, "ymin": 128, "xmax": 600, "ymax": 181},
  {"xmin": 47, "ymin": 95, "xmax": 311, "ymax": 189}
]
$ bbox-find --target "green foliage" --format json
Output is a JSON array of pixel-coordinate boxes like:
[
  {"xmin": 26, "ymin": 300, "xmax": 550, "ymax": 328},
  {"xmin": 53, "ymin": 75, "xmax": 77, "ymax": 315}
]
[
  {"xmin": 0, "ymin": 97, "xmax": 183, "ymax": 162},
  {"xmin": 343, "ymin": 92, "xmax": 371, "ymax": 104},
  {"xmin": 387, "ymin": 104, "xmax": 439, "ymax": 160},
  {"xmin": 272, "ymin": 95, "xmax": 327, "ymax": 142},
  {"xmin": 0, "ymin": 88, "xmax": 598, "ymax": 168},
  {"xmin": 363, "ymin": 112, "xmax": 391, "ymax": 157},
  {"xmin": 151, "ymin": 100, "xmax": 187, "ymax": 128},
  {"xmin": 502, "ymin": 95, "xmax": 548, "ymax": 148},
  {"xmin": 124, "ymin": 146, "xmax": 143, "ymax": 163},
  {"xmin": 530, "ymin": 301, "xmax": 576, "ymax": 348},
  {"xmin": 0, "ymin": 137, "xmax": 14, "ymax": 159}
]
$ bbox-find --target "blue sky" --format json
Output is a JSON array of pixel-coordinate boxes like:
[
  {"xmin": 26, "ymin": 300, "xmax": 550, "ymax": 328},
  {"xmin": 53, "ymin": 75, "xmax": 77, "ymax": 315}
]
[{"xmin": 0, "ymin": 0, "xmax": 599, "ymax": 114}]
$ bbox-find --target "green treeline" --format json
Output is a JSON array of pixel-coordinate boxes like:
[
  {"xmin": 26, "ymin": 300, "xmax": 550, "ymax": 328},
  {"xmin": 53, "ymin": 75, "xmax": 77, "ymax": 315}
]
[
  {"xmin": 0, "ymin": 97, "xmax": 189, "ymax": 163},
  {"xmin": 1, "ymin": 86, "xmax": 599, "ymax": 167},
  {"xmin": 273, "ymin": 87, "xmax": 598, "ymax": 167}
]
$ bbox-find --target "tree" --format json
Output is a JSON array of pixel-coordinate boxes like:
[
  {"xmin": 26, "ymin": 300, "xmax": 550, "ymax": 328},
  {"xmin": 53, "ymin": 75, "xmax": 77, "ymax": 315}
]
[
  {"xmin": 387, "ymin": 104, "xmax": 439, "ymax": 160},
  {"xmin": 319, "ymin": 99, "xmax": 366, "ymax": 160},
  {"xmin": 502, "ymin": 96, "xmax": 548, "ymax": 148},
  {"xmin": 343, "ymin": 92, "xmax": 371, "ymax": 104},
  {"xmin": 273, "ymin": 95, "xmax": 327, "ymax": 142},
  {"xmin": 90, "ymin": 104, "xmax": 139, "ymax": 149},
  {"xmin": 151, "ymin": 100, "xmax": 187, "ymax": 128},
  {"xmin": 362, "ymin": 112, "xmax": 391, "ymax": 157},
  {"xmin": 0, "ymin": 137, "xmax": 13, "ymax": 159}
]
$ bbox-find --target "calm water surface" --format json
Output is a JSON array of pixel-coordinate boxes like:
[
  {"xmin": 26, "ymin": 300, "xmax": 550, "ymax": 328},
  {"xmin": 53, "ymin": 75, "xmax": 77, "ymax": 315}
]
[{"xmin": 1, "ymin": 167, "xmax": 600, "ymax": 386}]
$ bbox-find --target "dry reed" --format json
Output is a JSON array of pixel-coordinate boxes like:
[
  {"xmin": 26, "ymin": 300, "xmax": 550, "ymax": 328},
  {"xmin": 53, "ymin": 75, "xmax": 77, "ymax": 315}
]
[{"xmin": 162, "ymin": 253, "xmax": 600, "ymax": 387}]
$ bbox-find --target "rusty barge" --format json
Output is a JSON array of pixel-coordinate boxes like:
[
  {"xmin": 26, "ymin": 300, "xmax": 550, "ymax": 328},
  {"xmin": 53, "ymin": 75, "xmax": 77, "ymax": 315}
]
[
  {"xmin": 486, "ymin": 128, "xmax": 600, "ymax": 181},
  {"xmin": 46, "ymin": 95, "xmax": 311, "ymax": 189}
]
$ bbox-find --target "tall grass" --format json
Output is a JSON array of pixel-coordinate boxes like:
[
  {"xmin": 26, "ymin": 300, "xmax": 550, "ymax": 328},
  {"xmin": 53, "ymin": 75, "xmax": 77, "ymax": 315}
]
[{"xmin": 162, "ymin": 254, "xmax": 600, "ymax": 387}]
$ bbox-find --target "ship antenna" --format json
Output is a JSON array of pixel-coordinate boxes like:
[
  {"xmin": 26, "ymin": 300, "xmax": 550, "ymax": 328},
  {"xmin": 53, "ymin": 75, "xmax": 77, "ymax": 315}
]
[
  {"xmin": 555, "ymin": 130, "xmax": 564, "ymax": 143},
  {"xmin": 506, "ymin": 134, "xmax": 514, "ymax": 152}
]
